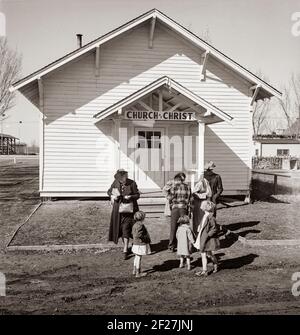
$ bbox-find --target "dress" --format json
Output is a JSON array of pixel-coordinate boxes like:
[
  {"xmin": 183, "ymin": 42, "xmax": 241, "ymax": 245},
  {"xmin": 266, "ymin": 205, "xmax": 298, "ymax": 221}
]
[
  {"xmin": 176, "ymin": 223, "xmax": 195, "ymax": 256},
  {"xmin": 132, "ymin": 244, "xmax": 152, "ymax": 256},
  {"xmin": 132, "ymin": 221, "xmax": 152, "ymax": 256}
]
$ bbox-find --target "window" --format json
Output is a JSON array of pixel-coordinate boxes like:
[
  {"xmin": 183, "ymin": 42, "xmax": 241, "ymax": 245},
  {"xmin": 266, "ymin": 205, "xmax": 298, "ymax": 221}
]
[
  {"xmin": 137, "ymin": 131, "xmax": 161, "ymax": 149},
  {"xmin": 277, "ymin": 149, "xmax": 289, "ymax": 156},
  {"xmin": 255, "ymin": 149, "xmax": 259, "ymax": 156}
]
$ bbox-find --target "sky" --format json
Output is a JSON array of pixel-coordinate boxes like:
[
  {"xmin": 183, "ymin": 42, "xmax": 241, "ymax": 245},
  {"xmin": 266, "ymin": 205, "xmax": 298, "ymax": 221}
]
[{"xmin": 1, "ymin": 0, "xmax": 300, "ymax": 144}]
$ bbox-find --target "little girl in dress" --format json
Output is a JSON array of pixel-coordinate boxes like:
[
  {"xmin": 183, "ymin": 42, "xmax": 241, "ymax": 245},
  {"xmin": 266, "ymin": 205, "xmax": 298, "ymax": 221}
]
[{"xmin": 131, "ymin": 211, "xmax": 151, "ymax": 278}]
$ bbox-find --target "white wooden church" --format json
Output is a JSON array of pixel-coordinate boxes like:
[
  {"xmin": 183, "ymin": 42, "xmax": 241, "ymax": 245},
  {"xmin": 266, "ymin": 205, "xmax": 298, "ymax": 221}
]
[{"xmin": 11, "ymin": 9, "xmax": 281, "ymax": 198}]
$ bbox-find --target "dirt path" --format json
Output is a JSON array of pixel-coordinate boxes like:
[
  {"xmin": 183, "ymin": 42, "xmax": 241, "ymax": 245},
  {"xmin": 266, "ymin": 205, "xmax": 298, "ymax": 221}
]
[
  {"xmin": 1, "ymin": 157, "xmax": 300, "ymax": 314},
  {"xmin": 1, "ymin": 244, "xmax": 299, "ymax": 314}
]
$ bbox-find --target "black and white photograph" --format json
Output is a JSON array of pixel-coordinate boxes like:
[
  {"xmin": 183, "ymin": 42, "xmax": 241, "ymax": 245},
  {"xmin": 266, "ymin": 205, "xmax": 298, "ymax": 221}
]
[{"xmin": 0, "ymin": 0, "xmax": 300, "ymax": 319}]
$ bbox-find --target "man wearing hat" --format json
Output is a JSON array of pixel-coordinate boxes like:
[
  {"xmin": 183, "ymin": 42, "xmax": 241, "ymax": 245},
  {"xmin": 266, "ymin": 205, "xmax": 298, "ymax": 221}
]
[{"xmin": 204, "ymin": 161, "xmax": 223, "ymax": 217}]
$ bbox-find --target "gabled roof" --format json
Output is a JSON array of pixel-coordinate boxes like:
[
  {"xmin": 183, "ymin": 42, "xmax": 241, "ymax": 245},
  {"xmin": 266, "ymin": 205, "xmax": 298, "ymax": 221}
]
[
  {"xmin": 93, "ymin": 76, "xmax": 233, "ymax": 123},
  {"xmin": 0, "ymin": 133, "xmax": 19, "ymax": 140},
  {"xmin": 10, "ymin": 8, "xmax": 281, "ymax": 99}
]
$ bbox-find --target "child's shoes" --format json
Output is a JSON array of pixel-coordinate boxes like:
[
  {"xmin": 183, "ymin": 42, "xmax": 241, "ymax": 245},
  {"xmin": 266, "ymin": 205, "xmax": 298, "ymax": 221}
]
[
  {"xmin": 213, "ymin": 264, "xmax": 219, "ymax": 273},
  {"xmin": 135, "ymin": 268, "xmax": 147, "ymax": 278},
  {"xmin": 195, "ymin": 270, "xmax": 209, "ymax": 277}
]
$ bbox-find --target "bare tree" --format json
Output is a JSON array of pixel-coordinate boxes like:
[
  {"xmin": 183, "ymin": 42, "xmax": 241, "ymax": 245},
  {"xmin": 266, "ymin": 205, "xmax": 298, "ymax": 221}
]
[
  {"xmin": 0, "ymin": 37, "xmax": 21, "ymax": 126},
  {"xmin": 278, "ymin": 73, "xmax": 300, "ymax": 134},
  {"xmin": 252, "ymin": 71, "xmax": 271, "ymax": 136},
  {"xmin": 200, "ymin": 27, "xmax": 212, "ymax": 44},
  {"xmin": 252, "ymin": 98, "xmax": 271, "ymax": 136}
]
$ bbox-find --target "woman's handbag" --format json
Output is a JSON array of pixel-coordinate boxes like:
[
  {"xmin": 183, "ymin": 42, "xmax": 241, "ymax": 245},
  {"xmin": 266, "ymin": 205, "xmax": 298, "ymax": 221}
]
[{"xmin": 119, "ymin": 202, "xmax": 134, "ymax": 213}]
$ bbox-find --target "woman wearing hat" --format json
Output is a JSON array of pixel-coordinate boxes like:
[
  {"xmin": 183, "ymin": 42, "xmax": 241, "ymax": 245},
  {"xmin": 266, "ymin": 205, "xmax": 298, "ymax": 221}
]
[
  {"xmin": 192, "ymin": 171, "xmax": 212, "ymax": 235},
  {"xmin": 204, "ymin": 161, "xmax": 223, "ymax": 217},
  {"xmin": 107, "ymin": 169, "xmax": 140, "ymax": 259}
]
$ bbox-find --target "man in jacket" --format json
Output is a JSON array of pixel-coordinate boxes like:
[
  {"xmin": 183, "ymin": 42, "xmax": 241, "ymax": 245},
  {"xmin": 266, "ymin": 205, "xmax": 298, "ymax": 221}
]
[
  {"xmin": 168, "ymin": 173, "xmax": 191, "ymax": 252},
  {"xmin": 204, "ymin": 161, "xmax": 223, "ymax": 218}
]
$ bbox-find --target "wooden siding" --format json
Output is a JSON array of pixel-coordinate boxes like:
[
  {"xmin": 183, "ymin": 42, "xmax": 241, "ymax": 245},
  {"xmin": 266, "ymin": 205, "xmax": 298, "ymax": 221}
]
[{"xmin": 40, "ymin": 22, "xmax": 252, "ymax": 194}]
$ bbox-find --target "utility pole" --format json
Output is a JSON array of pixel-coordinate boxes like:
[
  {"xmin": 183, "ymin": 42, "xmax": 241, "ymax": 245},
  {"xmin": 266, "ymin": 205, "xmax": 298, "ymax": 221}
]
[
  {"xmin": 298, "ymin": 106, "xmax": 300, "ymax": 139},
  {"xmin": 0, "ymin": 113, "xmax": 5, "ymax": 155},
  {"xmin": 18, "ymin": 120, "xmax": 22, "ymax": 144}
]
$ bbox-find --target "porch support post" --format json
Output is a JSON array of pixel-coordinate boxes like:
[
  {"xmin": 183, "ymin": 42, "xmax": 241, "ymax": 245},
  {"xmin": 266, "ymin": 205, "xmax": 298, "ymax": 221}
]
[
  {"xmin": 197, "ymin": 121, "xmax": 205, "ymax": 179},
  {"xmin": 158, "ymin": 90, "xmax": 163, "ymax": 111},
  {"xmin": 113, "ymin": 119, "xmax": 121, "ymax": 170},
  {"xmin": 37, "ymin": 78, "xmax": 44, "ymax": 112},
  {"xmin": 95, "ymin": 45, "xmax": 100, "ymax": 77},
  {"xmin": 250, "ymin": 84, "xmax": 261, "ymax": 106},
  {"xmin": 149, "ymin": 16, "xmax": 156, "ymax": 49},
  {"xmin": 201, "ymin": 51, "xmax": 210, "ymax": 81}
]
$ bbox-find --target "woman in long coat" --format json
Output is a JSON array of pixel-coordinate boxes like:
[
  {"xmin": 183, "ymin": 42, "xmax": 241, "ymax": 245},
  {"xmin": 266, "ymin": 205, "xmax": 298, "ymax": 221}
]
[
  {"xmin": 107, "ymin": 169, "xmax": 140, "ymax": 259},
  {"xmin": 192, "ymin": 172, "xmax": 212, "ymax": 235}
]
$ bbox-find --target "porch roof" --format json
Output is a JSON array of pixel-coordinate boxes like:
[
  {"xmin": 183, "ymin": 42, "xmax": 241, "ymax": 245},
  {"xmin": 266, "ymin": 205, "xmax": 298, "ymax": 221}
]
[{"xmin": 93, "ymin": 76, "xmax": 233, "ymax": 124}]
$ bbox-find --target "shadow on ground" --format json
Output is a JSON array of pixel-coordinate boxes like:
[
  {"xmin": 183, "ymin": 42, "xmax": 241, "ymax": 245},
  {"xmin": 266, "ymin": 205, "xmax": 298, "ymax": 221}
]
[
  {"xmin": 150, "ymin": 239, "xmax": 169, "ymax": 253},
  {"xmin": 190, "ymin": 253, "xmax": 259, "ymax": 271}
]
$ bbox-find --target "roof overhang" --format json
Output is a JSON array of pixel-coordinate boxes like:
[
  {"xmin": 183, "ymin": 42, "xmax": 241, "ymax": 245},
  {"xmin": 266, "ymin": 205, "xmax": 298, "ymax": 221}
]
[
  {"xmin": 10, "ymin": 9, "xmax": 282, "ymax": 100},
  {"xmin": 93, "ymin": 76, "xmax": 233, "ymax": 124}
]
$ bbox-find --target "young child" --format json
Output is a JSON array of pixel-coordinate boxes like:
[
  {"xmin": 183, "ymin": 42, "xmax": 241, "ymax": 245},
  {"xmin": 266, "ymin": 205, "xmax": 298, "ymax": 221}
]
[
  {"xmin": 131, "ymin": 211, "xmax": 151, "ymax": 278},
  {"xmin": 176, "ymin": 215, "xmax": 195, "ymax": 271},
  {"xmin": 193, "ymin": 200, "xmax": 220, "ymax": 276}
]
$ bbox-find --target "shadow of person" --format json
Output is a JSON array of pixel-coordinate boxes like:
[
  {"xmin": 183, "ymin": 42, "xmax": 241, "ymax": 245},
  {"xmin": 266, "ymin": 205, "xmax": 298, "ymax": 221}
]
[
  {"xmin": 220, "ymin": 253, "xmax": 259, "ymax": 270},
  {"xmin": 238, "ymin": 229, "xmax": 261, "ymax": 238},
  {"xmin": 224, "ymin": 221, "xmax": 260, "ymax": 231},
  {"xmin": 150, "ymin": 239, "xmax": 169, "ymax": 253},
  {"xmin": 219, "ymin": 234, "xmax": 239, "ymax": 249},
  {"xmin": 147, "ymin": 259, "xmax": 179, "ymax": 273}
]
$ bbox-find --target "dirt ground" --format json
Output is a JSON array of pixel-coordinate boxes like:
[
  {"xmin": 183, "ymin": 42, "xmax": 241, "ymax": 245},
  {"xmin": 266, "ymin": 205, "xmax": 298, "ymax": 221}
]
[{"xmin": 0, "ymin": 157, "xmax": 300, "ymax": 314}]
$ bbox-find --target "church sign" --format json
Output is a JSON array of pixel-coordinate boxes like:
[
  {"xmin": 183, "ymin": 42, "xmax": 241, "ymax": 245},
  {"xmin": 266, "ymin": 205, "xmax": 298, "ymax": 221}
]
[{"xmin": 124, "ymin": 110, "xmax": 196, "ymax": 121}]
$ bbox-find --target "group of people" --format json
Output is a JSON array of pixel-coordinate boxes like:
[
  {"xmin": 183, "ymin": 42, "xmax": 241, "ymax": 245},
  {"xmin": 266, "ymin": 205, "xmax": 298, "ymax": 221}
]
[{"xmin": 107, "ymin": 161, "xmax": 224, "ymax": 277}]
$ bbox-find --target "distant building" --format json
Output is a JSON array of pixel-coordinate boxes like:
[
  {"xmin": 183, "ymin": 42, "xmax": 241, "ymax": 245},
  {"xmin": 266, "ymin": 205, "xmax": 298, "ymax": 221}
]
[
  {"xmin": 253, "ymin": 137, "xmax": 300, "ymax": 157},
  {"xmin": 15, "ymin": 142, "xmax": 28, "ymax": 155},
  {"xmin": 0, "ymin": 133, "xmax": 18, "ymax": 155}
]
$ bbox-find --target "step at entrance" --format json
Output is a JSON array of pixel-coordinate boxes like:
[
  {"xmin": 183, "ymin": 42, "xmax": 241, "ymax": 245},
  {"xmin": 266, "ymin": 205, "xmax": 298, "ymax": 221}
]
[{"xmin": 138, "ymin": 191, "xmax": 166, "ymax": 215}]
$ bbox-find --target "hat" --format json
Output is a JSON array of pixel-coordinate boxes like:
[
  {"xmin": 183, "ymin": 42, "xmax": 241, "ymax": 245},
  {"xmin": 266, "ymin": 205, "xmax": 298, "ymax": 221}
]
[
  {"xmin": 204, "ymin": 161, "xmax": 216, "ymax": 170},
  {"xmin": 114, "ymin": 168, "xmax": 128, "ymax": 180}
]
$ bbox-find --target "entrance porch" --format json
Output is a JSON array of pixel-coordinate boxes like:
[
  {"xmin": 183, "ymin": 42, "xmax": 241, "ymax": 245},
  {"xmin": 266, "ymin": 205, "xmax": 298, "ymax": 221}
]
[{"xmin": 94, "ymin": 76, "xmax": 232, "ymax": 192}]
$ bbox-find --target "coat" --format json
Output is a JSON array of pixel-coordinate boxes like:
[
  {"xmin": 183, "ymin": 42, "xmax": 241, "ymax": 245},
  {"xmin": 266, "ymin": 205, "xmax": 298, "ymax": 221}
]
[
  {"xmin": 176, "ymin": 224, "xmax": 195, "ymax": 256},
  {"xmin": 192, "ymin": 178, "xmax": 212, "ymax": 234},
  {"xmin": 107, "ymin": 178, "xmax": 140, "ymax": 244},
  {"xmin": 132, "ymin": 221, "xmax": 151, "ymax": 246},
  {"xmin": 194, "ymin": 213, "xmax": 220, "ymax": 252},
  {"xmin": 204, "ymin": 170, "xmax": 223, "ymax": 203}
]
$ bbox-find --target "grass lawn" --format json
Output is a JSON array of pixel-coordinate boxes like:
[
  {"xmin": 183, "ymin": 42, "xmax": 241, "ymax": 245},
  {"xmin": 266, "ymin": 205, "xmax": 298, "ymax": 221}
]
[{"xmin": 9, "ymin": 195, "xmax": 300, "ymax": 247}]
